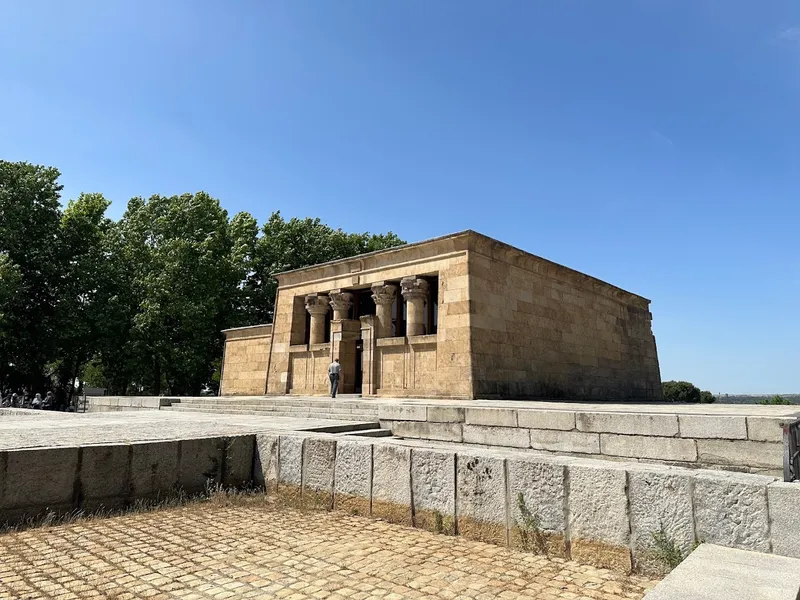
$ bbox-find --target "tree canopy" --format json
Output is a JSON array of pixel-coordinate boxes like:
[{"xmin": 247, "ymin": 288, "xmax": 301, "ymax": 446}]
[{"xmin": 0, "ymin": 160, "xmax": 405, "ymax": 401}]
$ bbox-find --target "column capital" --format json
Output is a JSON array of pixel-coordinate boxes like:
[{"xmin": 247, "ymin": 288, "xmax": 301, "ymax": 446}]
[
  {"xmin": 371, "ymin": 282, "xmax": 398, "ymax": 306},
  {"xmin": 305, "ymin": 293, "xmax": 330, "ymax": 315},
  {"xmin": 328, "ymin": 289, "xmax": 354, "ymax": 313},
  {"xmin": 400, "ymin": 276, "xmax": 429, "ymax": 301}
]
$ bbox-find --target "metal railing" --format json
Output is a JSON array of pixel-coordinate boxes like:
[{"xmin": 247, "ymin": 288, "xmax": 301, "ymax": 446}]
[{"xmin": 784, "ymin": 420, "xmax": 800, "ymax": 482}]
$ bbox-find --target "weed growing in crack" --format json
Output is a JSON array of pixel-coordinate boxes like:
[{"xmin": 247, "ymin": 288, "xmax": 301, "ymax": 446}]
[{"xmin": 516, "ymin": 492, "xmax": 547, "ymax": 554}]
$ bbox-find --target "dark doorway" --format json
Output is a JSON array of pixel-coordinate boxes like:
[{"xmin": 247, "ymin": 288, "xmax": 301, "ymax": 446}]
[{"xmin": 354, "ymin": 339, "xmax": 363, "ymax": 394}]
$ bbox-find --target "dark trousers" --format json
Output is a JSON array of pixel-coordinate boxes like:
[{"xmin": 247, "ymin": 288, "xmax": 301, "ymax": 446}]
[{"xmin": 329, "ymin": 373, "xmax": 339, "ymax": 398}]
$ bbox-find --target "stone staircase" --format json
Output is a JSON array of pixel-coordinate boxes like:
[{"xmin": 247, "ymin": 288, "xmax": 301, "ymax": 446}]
[{"xmin": 161, "ymin": 396, "xmax": 390, "ymax": 437}]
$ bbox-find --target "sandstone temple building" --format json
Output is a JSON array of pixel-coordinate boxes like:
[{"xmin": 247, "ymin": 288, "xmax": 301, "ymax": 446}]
[{"xmin": 220, "ymin": 231, "xmax": 662, "ymax": 400}]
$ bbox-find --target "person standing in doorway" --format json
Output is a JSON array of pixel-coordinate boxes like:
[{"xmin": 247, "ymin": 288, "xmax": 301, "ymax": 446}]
[{"xmin": 328, "ymin": 358, "xmax": 341, "ymax": 398}]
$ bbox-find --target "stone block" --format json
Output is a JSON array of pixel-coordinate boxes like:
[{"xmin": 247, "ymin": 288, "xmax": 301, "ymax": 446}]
[
  {"xmin": 334, "ymin": 440, "xmax": 372, "ymax": 516},
  {"xmin": 463, "ymin": 425, "xmax": 529, "ymax": 448},
  {"xmin": 391, "ymin": 421, "xmax": 463, "ymax": 443},
  {"xmin": 372, "ymin": 443, "xmax": 411, "ymax": 526},
  {"xmin": 80, "ymin": 444, "xmax": 132, "ymax": 510},
  {"xmin": 222, "ymin": 435, "xmax": 255, "ymax": 487},
  {"xmin": 302, "ymin": 437, "xmax": 336, "ymax": 510},
  {"xmin": 456, "ymin": 453, "xmax": 507, "ymax": 545},
  {"xmin": 465, "ymin": 408, "xmax": 517, "ymax": 427},
  {"xmin": 628, "ymin": 467, "xmax": 695, "ymax": 573},
  {"xmin": 378, "ymin": 404, "xmax": 426, "ymax": 422},
  {"xmin": 678, "ymin": 415, "xmax": 747, "ymax": 440},
  {"xmin": 747, "ymin": 417, "xmax": 792, "ymax": 443},
  {"xmin": 178, "ymin": 438, "xmax": 225, "ymax": 494},
  {"xmin": 2, "ymin": 447, "xmax": 79, "ymax": 512},
  {"xmin": 253, "ymin": 434, "xmax": 279, "ymax": 494},
  {"xmin": 277, "ymin": 435, "xmax": 304, "ymax": 506},
  {"xmin": 567, "ymin": 462, "xmax": 631, "ymax": 571},
  {"xmin": 411, "ymin": 448, "xmax": 455, "ymax": 534},
  {"xmin": 643, "ymin": 543, "xmax": 800, "ymax": 600},
  {"xmin": 692, "ymin": 471, "xmax": 772, "ymax": 552},
  {"xmin": 576, "ymin": 412, "xmax": 679, "ymax": 437},
  {"xmin": 507, "ymin": 457, "xmax": 567, "ymax": 555},
  {"xmin": 426, "ymin": 406, "xmax": 465, "ymax": 423},
  {"xmin": 696, "ymin": 439, "xmax": 783, "ymax": 470},
  {"xmin": 601, "ymin": 434, "xmax": 697, "ymax": 462},
  {"xmin": 130, "ymin": 441, "xmax": 180, "ymax": 499},
  {"xmin": 767, "ymin": 482, "xmax": 800, "ymax": 558},
  {"xmin": 530, "ymin": 429, "xmax": 599, "ymax": 454},
  {"xmin": 517, "ymin": 410, "xmax": 576, "ymax": 431}
]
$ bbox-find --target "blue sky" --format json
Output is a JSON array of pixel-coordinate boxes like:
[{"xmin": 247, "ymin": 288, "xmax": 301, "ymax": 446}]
[{"xmin": 2, "ymin": 1, "xmax": 798, "ymax": 394}]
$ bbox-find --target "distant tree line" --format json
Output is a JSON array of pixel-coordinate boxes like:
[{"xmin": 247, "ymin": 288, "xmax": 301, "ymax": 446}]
[{"xmin": 0, "ymin": 160, "xmax": 404, "ymax": 403}]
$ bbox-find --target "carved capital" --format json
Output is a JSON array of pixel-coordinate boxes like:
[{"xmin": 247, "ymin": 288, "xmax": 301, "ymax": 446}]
[
  {"xmin": 371, "ymin": 282, "xmax": 398, "ymax": 306},
  {"xmin": 305, "ymin": 294, "xmax": 330, "ymax": 315},
  {"xmin": 400, "ymin": 277, "xmax": 429, "ymax": 302},
  {"xmin": 328, "ymin": 289, "xmax": 354, "ymax": 312}
]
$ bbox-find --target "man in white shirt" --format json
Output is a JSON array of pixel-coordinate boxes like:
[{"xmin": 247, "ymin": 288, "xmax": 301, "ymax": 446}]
[{"xmin": 328, "ymin": 358, "xmax": 341, "ymax": 398}]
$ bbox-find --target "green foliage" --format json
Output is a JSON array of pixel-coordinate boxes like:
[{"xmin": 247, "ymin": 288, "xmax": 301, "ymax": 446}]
[
  {"xmin": 516, "ymin": 492, "xmax": 547, "ymax": 554},
  {"xmin": 0, "ymin": 160, "xmax": 405, "ymax": 397},
  {"xmin": 244, "ymin": 212, "xmax": 404, "ymax": 324},
  {"xmin": 662, "ymin": 381, "xmax": 701, "ymax": 403},
  {"xmin": 759, "ymin": 395, "xmax": 794, "ymax": 405},
  {"xmin": 698, "ymin": 390, "xmax": 716, "ymax": 404},
  {"xmin": 650, "ymin": 526, "xmax": 685, "ymax": 570},
  {"xmin": 662, "ymin": 381, "xmax": 716, "ymax": 404}
]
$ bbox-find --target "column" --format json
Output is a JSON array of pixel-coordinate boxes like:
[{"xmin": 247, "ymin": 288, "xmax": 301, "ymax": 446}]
[
  {"xmin": 370, "ymin": 282, "xmax": 397, "ymax": 339},
  {"xmin": 328, "ymin": 290, "xmax": 354, "ymax": 321},
  {"xmin": 401, "ymin": 276, "xmax": 429, "ymax": 336},
  {"xmin": 305, "ymin": 294, "xmax": 329, "ymax": 344}
]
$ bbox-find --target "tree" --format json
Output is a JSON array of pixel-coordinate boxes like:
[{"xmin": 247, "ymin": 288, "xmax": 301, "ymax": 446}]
[
  {"xmin": 698, "ymin": 390, "xmax": 716, "ymax": 404},
  {"xmin": 111, "ymin": 192, "xmax": 249, "ymax": 395},
  {"xmin": 662, "ymin": 381, "xmax": 715, "ymax": 404},
  {"xmin": 245, "ymin": 212, "xmax": 405, "ymax": 324},
  {"xmin": 0, "ymin": 161, "xmax": 63, "ymax": 392},
  {"xmin": 662, "ymin": 381, "xmax": 701, "ymax": 403},
  {"xmin": 52, "ymin": 193, "xmax": 115, "ymax": 405}
]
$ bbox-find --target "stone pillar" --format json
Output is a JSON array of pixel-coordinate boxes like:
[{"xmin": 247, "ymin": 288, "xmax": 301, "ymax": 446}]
[
  {"xmin": 328, "ymin": 290, "xmax": 354, "ymax": 321},
  {"xmin": 305, "ymin": 294, "xmax": 329, "ymax": 344},
  {"xmin": 370, "ymin": 282, "xmax": 397, "ymax": 339},
  {"xmin": 401, "ymin": 277, "xmax": 429, "ymax": 337}
]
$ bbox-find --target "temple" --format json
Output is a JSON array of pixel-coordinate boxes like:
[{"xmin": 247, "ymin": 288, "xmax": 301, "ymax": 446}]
[{"xmin": 219, "ymin": 230, "xmax": 662, "ymax": 400}]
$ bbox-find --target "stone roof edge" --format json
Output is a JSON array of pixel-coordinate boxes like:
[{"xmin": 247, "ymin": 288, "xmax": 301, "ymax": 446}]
[
  {"xmin": 272, "ymin": 228, "xmax": 650, "ymax": 306},
  {"xmin": 467, "ymin": 231, "xmax": 651, "ymax": 306},
  {"xmin": 273, "ymin": 230, "xmax": 475, "ymax": 278},
  {"xmin": 221, "ymin": 323, "xmax": 273, "ymax": 333}
]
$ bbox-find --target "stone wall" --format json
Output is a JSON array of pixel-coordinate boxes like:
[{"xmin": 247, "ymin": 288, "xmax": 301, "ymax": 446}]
[
  {"xmin": 267, "ymin": 233, "xmax": 473, "ymax": 398},
  {"xmin": 287, "ymin": 345, "xmax": 332, "ymax": 395},
  {"xmin": 379, "ymin": 404, "xmax": 794, "ymax": 477},
  {"xmin": 258, "ymin": 431, "xmax": 800, "ymax": 571},
  {"xmin": 220, "ymin": 325, "xmax": 273, "ymax": 396},
  {"xmin": 467, "ymin": 234, "xmax": 661, "ymax": 400},
  {"xmin": 0, "ymin": 435, "xmax": 255, "ymax": 524},
  {"xmin": 85, "ymin": 396, "xmax": 175, "ymax": 412}
]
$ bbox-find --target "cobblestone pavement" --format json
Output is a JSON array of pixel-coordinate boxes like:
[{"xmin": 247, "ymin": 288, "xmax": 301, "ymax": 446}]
[
  {"xmin": 0, "ymin": 502, "xmax": 657, "ymax": 600},
  {"xmin": 0, "ymin": 410, "xmax": 371, "ymax": 451}
]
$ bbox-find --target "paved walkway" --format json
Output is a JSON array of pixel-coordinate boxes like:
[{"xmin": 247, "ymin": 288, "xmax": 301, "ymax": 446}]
[
  {"xmin": 0, "ymin": 503, "xmax": 656, "ymax": 600},
  {"xmin": 0, "ymin": 410, "xmax": 373, "ymax": 451}
]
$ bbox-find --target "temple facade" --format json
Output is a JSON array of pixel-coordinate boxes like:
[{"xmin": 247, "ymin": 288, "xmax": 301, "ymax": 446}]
[{"xmin": 219, "ymin": 231, "xmax": 662, "ymax": 400}]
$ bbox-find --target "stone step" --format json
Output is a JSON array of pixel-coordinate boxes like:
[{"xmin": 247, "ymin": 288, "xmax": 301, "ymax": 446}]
[
  {"xmin": 299, "ymin": 422, "xmax": 382, "ymax": 434},
  {"xmin": 175, "ymin": 399, "xmax": 378, "ymax": 411},
  {"xmin": 342, "ymin": 428, "xmax": 393, "ymax": 438},
  {"xmin": 161, "ymin": 406, "xmax": 378, "ymax": 419}
]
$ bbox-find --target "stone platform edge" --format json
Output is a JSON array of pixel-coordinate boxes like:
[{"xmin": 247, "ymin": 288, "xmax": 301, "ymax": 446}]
[
  {"xmin": 257, "ymin": 431, "xmax": 800, "ymax": 573},
  {"xmin": 378, "ymin": 404, "xmax": 799, "ymax": 476}
]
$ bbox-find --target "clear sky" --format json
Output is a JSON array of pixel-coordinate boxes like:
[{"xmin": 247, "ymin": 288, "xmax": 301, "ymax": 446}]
[{"xmin": 1, "ymin": 1, "xmax": 798, "ymax": 394}]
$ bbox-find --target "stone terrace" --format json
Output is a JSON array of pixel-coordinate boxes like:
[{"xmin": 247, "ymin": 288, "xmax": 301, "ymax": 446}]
[{"xmin": 0, "ymin": 410, "xmax": 379, "ymax": 451}]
